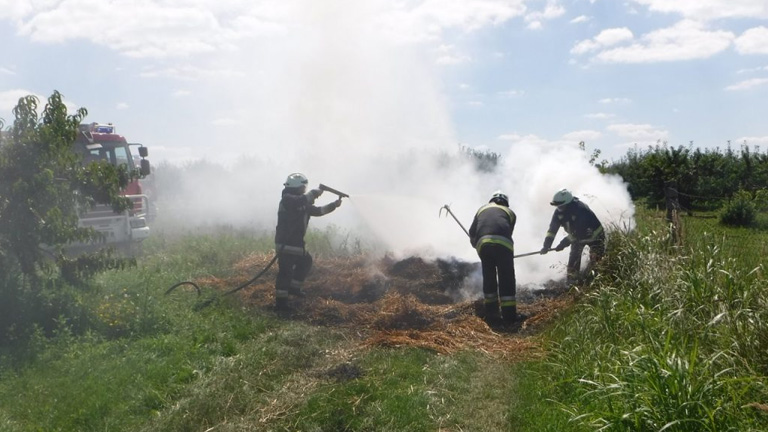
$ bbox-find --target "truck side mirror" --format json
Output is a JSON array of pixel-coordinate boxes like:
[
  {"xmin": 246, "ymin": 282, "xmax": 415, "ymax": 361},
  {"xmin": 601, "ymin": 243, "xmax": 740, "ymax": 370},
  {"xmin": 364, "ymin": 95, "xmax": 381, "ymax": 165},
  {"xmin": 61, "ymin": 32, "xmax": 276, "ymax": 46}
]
[
  {"xmin": 140, "ymin": 159, "xmax": 151, "ymax": 176},
  {"xmin": 139, "ymin": 146, "xmax": 148, "ymax": 158}
]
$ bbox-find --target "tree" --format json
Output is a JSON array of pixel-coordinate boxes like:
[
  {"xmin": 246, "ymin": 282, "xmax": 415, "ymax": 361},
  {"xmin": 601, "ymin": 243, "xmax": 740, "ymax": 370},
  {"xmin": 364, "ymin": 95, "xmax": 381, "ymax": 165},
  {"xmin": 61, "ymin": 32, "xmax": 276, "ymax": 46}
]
[{"xmin": 0, "ymin": 90, "xmax": 133, "ymax": 281}]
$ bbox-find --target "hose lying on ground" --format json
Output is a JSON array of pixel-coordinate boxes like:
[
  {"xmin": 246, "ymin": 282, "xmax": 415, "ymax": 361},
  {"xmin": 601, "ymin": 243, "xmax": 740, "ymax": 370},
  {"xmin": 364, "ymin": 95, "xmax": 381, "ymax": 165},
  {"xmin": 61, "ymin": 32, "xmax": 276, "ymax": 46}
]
[{"xmin": 165, "ymin": 254, "xmax": 278, "ymax": 310}]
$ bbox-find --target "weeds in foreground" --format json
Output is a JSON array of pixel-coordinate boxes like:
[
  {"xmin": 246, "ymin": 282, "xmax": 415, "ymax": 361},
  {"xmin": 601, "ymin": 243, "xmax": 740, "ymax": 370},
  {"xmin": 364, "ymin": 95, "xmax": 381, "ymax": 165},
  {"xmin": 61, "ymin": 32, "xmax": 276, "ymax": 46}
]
[{"xmin": 546, "ymin": 217, "xmax": 768, "ymax": 431}]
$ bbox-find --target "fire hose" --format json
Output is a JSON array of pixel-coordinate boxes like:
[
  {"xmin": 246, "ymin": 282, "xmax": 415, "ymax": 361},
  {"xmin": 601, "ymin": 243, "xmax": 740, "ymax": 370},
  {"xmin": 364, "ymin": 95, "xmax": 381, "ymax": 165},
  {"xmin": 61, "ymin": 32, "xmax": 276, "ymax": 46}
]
[
  {"xmin": 166, "ymin": 184, "xmax": 350, "ymax": 310},
  {"xmin": 165, "ymin": 253, "xmax": 279, "ymax": 310},
  {"xmin": 440, "ymin": 204, "xmax": 556, "ymax": 258}
]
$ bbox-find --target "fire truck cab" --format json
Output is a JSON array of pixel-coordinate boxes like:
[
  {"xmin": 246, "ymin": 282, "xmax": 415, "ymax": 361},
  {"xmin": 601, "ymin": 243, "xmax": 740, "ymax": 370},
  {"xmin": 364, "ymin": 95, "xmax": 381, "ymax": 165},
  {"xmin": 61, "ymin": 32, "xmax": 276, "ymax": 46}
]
[{"xmin": 74, "ymin": 122, "xmax": 152, "ymax": 253}]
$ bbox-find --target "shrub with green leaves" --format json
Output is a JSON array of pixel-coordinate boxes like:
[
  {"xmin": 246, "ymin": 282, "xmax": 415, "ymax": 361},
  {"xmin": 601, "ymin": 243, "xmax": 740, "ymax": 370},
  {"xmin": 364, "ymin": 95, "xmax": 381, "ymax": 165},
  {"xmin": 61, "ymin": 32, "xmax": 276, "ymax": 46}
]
[
  {"xmin": 0, "ymin": 91, "xmax": 137, "ymax": 343},
  {"xmin": 720, "ymin": 190, "xmax": 757, "ymax": 227}
]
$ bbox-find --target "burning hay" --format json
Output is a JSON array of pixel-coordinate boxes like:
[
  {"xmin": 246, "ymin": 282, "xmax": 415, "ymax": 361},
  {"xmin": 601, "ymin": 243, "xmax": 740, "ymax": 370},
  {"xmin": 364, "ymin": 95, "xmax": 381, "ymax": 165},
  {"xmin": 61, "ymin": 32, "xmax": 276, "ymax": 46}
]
[{"xmin": 193, "ymin": 252, "xmax": 570, "ymax": 359}]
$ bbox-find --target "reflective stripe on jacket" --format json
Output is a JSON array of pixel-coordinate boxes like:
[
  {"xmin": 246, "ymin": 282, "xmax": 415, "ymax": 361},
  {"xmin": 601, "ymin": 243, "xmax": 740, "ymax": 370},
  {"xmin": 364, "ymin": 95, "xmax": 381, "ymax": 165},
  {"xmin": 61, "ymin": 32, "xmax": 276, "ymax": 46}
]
[
  {"xmin": 468, "ymin": 203, "xmax": 516, "ymax": 253},
  {"xmin": 274, "ymin": 188, "xmax": 336, "ymax": 248},
  {"xmin": 543, "ymin": 198, "xmax": 603, "ymax": 249}
]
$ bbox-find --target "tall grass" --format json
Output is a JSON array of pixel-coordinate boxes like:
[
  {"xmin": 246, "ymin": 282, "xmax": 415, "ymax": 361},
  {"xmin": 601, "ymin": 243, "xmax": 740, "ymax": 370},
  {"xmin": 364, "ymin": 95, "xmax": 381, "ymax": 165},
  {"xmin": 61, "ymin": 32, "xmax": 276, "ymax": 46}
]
[{"xmin": 544, "ymin": 208, "xmax": 768, "ymax": 431}]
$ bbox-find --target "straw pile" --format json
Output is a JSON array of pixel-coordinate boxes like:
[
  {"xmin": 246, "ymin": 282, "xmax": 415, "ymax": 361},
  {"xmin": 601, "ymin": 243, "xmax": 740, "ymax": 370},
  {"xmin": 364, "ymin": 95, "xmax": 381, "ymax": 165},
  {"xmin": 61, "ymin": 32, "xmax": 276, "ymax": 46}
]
[{"xmin": 198, "ymin": 252, "xmax": 574, "ymax": 359}]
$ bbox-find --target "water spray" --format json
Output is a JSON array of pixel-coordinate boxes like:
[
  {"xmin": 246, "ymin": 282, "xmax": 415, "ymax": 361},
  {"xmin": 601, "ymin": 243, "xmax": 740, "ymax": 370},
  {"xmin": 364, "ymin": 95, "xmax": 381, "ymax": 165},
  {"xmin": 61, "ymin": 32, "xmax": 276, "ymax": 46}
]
[{"xmin": 440, "ymin": 203, "xmax": 555, "ymax": 258}]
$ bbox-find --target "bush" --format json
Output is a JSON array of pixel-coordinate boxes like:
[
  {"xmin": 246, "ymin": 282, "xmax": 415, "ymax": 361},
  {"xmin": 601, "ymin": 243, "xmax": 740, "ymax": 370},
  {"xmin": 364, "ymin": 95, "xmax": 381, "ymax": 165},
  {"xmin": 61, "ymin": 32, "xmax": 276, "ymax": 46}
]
[
  {"xmin": 720, "ymin": 190, "xmax": 756, "ymax": 227},
  {"xmin": 754, "ymin": 188, "xmax": 768, "ymax": 212}
]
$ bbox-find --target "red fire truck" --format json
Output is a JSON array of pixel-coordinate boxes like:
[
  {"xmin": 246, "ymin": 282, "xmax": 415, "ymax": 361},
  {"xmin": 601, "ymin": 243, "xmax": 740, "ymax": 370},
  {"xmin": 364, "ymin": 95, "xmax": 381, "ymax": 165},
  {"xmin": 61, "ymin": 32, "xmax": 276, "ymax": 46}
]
[{"xmin": 73, "ymin": 122, "xmax": 152, "ymax": 253}]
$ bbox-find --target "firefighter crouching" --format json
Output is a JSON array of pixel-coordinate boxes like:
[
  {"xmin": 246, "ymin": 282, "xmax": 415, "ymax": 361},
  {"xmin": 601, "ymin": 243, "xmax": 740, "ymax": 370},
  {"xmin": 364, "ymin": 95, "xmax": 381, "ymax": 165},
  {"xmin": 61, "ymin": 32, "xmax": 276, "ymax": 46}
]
[
  {"xmin": 469, "ymin": 191, "xmax": 518, "ymax": 323},
  {"xmin": 274, "ymin": 173, "xmax": 342, "ymax": 310},
  {"xmin": 540, "ymin": 188, "xmax": 605, "ymax": 286}
]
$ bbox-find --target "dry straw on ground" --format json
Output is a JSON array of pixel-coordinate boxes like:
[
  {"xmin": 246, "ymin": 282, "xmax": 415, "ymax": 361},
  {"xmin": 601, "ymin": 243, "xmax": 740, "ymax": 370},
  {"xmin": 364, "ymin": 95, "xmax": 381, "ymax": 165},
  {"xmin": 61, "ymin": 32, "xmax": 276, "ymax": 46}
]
[{"xmin": 199, "ymin": 253, "xmax": 573, "ymax": 360}]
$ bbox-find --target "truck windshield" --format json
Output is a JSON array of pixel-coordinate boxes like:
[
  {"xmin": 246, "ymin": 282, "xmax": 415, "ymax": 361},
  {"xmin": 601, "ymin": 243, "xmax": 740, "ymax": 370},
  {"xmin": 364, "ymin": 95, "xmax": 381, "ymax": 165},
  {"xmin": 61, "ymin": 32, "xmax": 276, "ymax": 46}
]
[{"xmin": 86, "ymin": 145, "xmax": 134, "ymax": 170}]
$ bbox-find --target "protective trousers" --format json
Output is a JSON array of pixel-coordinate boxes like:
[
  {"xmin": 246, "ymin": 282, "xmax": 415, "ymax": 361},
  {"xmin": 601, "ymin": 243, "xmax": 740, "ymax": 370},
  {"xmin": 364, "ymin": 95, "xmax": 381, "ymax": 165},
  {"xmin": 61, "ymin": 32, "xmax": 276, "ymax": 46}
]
[
  {"xmin": 478, "ymin": 243, "xmax": 516, "ymax": 322},
  {"xmin": 275, "ymin": 249, "xmax": 313, "ymax": 308},
  {"xmin": 567, "ymin": 232, "xmax": 605, "ymax": 285}
]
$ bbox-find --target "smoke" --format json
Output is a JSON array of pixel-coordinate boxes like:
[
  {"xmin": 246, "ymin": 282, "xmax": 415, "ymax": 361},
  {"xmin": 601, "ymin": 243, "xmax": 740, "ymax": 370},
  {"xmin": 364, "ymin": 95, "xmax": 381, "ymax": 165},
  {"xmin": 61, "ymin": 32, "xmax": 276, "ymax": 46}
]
[{"xmin": 150, "ymin": 1, "xmax": 635, "ymax": 289}]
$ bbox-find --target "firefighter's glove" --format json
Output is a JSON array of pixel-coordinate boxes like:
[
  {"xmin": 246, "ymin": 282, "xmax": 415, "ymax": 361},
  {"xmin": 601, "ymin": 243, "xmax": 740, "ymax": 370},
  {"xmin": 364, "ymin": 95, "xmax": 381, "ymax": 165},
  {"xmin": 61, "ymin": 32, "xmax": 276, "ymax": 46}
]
[
  {"xmin": 307, "ymin": 189, "xmax": 323, "ymax": 202},
  {"xmin": 333, "ymin": 198, "xmax": 343, "ymax": 208},
  {"xmin": 540, "ymin": 247, "xmax": 549, "ymax": 255},
  {"xmin": 555, "ymin": 239, "xmax": 570, "ymax": 252}
]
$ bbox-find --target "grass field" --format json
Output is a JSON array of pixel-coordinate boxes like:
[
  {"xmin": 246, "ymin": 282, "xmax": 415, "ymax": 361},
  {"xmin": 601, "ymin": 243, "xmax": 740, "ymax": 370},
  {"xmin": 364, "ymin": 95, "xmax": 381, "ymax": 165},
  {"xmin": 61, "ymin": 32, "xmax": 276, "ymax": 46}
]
[{"xmin": 1, "ymin": 209, "xmax": 767, "ymax": 431}]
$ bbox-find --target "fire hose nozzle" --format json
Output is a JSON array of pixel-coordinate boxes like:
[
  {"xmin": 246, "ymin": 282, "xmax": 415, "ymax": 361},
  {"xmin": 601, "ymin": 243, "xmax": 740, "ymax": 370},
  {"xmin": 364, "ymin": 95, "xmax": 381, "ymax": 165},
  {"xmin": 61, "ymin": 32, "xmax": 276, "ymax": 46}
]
[{"xmin": 319, "ymin": 183, "xmax": 350, "ymax": 198}]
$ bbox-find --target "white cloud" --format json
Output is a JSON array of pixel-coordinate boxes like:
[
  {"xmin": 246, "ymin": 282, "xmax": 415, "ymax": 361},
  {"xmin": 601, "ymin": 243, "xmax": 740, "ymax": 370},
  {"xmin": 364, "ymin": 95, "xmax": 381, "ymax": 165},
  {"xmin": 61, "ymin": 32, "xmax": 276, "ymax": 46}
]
[
  {"xmin": 379, "ymin": 0, "xmax": 527, "ymax": 43},
  {"xmin": 0, "ymin": 89, "xmax": 41, "ymax": 113},
  {"xmin": 630, "ymin": 0, "xmax": 768, "ymax": 21},
  {"xmin": 599, "ymin": 97, "xmax": 631, "ymax": 104},
  {"xmin": 3, "ymin": 0, "xmax": 527, "ymax": 59},
  {"xmin": 140, "ymin": 65, "xmax": 246, "ymax": 81},
  {"xmin": 607, "ymin": 123, "xmax": 669, "ymax": 143},
  {"xmin": 594, "ymin": 20, "xmax": 734, "ymax": 63},
  {"xmin": 563, "ymin": 129, "xmax": 602, "ymax": 141},
  {"xmin": 725, "ymin": 78, "xmax": 768, "ymax": 91},
  {"xmin": 570, "ymin": 15, "xmax": 591, "ymax": 24},
  {"xmin": 116, "ymin": 102, "xmax": 129, "ymax": 110},
  {"xmin": 497, "ymin": 89, "xmax": 524, "ymax": 97},
  {"xmin": 11, "ymin": 0, "xmax": 287, "ymax": 59},
  {"xmin": 172, "ymin": 89, "xmax": 192, "ymax": 97},
  {"xmin": 735, "ymin": 27, "xmax": 768, "ymax": 55},
  {"xmin": 525, "ymin": 2, "xmax": 565, "ymax": 21},
  {"xmin": 527, "ymin": 20, "xmax": 543, "ymax": 30},
  {"xmin": 0, "ymin": 66, "xmax": 15, "ymax": 75},
  {"xmin": 0, "ymin": 89, "xmax": 80, "ymax": 120},
  {"xmin": 572, "ymin": 27, "xmax": 634, "ymax": 55},
  {"xmin": 736, "ymin": 136, "xmax": 768, "ymax": 146},
  {"xmin": 585, "ymin": 112, "xmax": 615, "ymax": 119},
  {"xmin": 468, "ymin": 100, "xmax": 484, "ymax": 107},
  {"xmin": 737, "ymin": 65, "xmax": 768, "ymax": 74},
  {"xmin": 436, "ymin": 44, "xmax": 471, "ymax": 65}
]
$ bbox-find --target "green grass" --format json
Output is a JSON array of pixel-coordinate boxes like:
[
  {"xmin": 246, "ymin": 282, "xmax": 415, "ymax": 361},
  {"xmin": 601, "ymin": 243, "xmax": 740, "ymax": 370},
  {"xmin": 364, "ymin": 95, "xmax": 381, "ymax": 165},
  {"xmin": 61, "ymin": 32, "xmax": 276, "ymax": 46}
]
[
  {"xmin": 1, "ymin": 211, "xmax": 767, "ymax": 431},
  {"xmin": 540, "ymin": 207, "xmax": 768, "ymax": 431}
]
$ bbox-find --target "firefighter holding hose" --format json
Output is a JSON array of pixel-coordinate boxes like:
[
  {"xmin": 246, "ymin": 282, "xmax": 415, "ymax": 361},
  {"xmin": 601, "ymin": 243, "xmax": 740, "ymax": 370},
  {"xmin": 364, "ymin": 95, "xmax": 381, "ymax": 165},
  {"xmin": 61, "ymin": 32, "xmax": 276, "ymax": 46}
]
[
  {"xmin": 540, "ymin": 188, "xmax": 605, "ymax": 286},
  {"xmin": 274, "ymin": 173, "xmax": 342, "ymax": 310},
  {"xmin": 469, "ymin": 190, "xmax": 518, "ymax": 323}
]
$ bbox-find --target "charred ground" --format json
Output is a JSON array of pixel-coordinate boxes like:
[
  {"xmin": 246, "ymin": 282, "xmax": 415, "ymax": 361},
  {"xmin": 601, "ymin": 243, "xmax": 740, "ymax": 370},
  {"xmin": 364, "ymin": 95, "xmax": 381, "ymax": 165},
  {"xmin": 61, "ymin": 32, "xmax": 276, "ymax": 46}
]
[{"xmin": 192, "ymin": 253, "xmax": 574, "ymax": 360}]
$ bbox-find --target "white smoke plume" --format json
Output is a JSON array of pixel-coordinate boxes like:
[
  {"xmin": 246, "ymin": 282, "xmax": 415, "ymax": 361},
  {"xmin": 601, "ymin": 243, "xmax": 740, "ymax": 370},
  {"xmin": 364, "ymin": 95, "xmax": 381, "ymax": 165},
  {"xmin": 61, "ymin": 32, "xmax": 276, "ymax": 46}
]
[{"xmin": 149, "ymin": 0, "xmax": 635, "ymax": 289}]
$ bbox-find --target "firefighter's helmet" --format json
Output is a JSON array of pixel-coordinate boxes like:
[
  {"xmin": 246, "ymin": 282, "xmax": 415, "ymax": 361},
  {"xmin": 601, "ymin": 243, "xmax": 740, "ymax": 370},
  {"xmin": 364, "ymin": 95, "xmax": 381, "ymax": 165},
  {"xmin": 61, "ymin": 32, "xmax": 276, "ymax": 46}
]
[
  {"xmin": 284, "ymin": 173, "xmax": 309, "ymax": 188},
  {"xmin": 550, "ymin": 189, "xmax": 574, "ymax": 206},
  {"xmin": 490, "ymin": 190, "xmax": 509, "ymax": 206}
]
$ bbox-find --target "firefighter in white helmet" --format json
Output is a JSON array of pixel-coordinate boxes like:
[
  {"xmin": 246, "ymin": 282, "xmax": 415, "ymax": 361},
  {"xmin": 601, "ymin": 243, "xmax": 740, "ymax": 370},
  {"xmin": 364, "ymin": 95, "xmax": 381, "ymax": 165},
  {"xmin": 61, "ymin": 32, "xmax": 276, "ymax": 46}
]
[
  {"xmin": 540, "ymin": 188, "xmax": 605, "ymax": 286},
  {"xmin": 469, "ymin": 190, "xmax": 518, "ymax": 323},
  {"xmin": 274, "ymin": 173, "xmax": 342, "ymax": 310}
]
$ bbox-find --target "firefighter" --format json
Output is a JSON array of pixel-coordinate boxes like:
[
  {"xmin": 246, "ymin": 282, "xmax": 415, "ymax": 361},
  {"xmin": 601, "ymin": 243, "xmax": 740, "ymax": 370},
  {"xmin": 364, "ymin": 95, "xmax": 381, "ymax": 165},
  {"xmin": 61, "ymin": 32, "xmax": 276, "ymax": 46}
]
[
  {"xmin": 274, "ymin": 173, "xmax": 342, "ymax": 310},
  {"xmin": 469, "ymin": 190, "xmax": 518, "ymax": 323},
  {"xmin": 540, "ymin": 189, "xmax": 605, "ymax": 286}
]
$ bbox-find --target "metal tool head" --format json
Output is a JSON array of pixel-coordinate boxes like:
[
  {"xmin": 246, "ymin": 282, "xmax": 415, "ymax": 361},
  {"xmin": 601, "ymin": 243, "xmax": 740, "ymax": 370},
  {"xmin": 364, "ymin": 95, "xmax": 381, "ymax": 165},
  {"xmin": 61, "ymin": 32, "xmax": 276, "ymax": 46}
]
[{"xmin": 319, "ymin": 183, "xmax": 350, "ymax": 198}]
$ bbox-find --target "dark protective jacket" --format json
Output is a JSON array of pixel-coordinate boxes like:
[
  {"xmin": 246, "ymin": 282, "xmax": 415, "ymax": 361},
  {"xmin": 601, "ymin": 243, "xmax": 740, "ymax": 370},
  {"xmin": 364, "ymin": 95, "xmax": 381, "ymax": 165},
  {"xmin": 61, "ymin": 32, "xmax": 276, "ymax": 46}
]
[
  {"xmin": 275, "ymin": 188, "xmax": 337, "ymax": 253},
  {"xmin": 468, "ymin": 203, "xmax": 516, "ymax": 253},
  {"xmin": 543, "ymin": 198, "xmax": 603, "ymax": 249}
]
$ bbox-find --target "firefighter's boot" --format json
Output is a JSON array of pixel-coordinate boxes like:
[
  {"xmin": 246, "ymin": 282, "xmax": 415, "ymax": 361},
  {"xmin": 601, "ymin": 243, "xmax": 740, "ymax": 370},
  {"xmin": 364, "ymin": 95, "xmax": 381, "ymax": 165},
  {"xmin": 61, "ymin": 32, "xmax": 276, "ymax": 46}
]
[
  {"xmin": 483, "ymin": 300, "xmax": 501, "ymax": 324},
  {"xmin": 275, "ymin": 289, "xmax": 290, "ymax": 311},
  {"xmin": 502, "ymin": 306, "xmax": 517, "ymax": 323},
  {"xmin": 501, "ymin": 296, "xmax": 517, "ymax": 323}
]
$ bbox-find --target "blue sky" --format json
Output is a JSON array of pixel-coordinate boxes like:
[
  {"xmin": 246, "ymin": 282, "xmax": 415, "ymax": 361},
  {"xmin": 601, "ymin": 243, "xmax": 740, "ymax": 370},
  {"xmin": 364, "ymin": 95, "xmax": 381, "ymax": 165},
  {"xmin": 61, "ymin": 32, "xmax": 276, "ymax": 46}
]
[{"xmin": 1, "ymin": 0, "xmax": 767, "ymax": 165}]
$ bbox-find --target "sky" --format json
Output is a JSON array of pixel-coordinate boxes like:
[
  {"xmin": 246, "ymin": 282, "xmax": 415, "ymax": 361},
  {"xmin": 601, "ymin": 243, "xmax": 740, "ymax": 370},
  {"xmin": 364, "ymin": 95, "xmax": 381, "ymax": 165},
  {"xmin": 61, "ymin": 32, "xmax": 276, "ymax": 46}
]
[
  {"xmin": 1, "ymin": 0, "xmax": 766, "ymax": 164},
  {"xmin": 0, "ymin": 0, "xmax": 764, "ymax": 286}
]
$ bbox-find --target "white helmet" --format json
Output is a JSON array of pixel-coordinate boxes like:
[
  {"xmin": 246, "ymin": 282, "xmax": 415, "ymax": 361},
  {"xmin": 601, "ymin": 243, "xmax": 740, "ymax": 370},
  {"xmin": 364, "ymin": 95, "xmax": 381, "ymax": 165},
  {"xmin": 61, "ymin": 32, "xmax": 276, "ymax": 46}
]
[
  {"xmin": 284, "ymin": 172, "xmax": 308, "ymax": 188},
  {"xmin": 550, "ymin": 189, "xmax": 574, "ymax": 206},
  {"xmin": 490, "ymin": 190, "xmax": 508, "ymax": 205}
]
